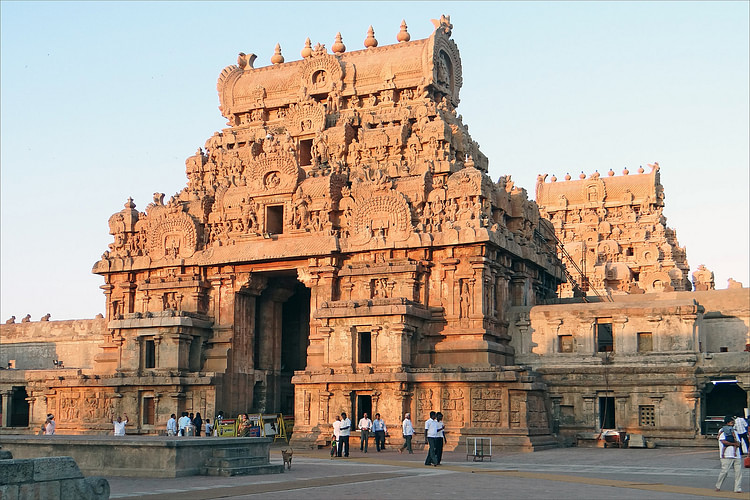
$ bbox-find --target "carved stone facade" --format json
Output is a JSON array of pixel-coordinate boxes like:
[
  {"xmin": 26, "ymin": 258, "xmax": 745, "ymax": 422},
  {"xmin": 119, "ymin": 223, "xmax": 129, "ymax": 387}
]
[
  {"xmin": 535, "ymin": 166, "xmax": 691, "ymax": 296},
  {"xmin": 0, "ymin": 18, "xmax": 564, "ymax": 451}
]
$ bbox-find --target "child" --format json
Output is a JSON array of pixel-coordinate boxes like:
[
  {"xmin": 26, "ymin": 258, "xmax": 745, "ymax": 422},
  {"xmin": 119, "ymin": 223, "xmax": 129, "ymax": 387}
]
[
  {"xmin": 720, "ymin": 416, "xmax": 737, "ymax": 458},
  {"xmin": 330, "ymin": 434, "xmax": 337, "ymax": 458}
]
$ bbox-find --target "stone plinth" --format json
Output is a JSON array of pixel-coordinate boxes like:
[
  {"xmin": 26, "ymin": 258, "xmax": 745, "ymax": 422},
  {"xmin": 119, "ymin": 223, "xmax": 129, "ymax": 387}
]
[
  {"xmin": 0, "ymin": 435, "xmax": 281, "ymax": 478},
  {"xmin": 0, "ymin": 455, "xmax": 109, "ymax": 500}
]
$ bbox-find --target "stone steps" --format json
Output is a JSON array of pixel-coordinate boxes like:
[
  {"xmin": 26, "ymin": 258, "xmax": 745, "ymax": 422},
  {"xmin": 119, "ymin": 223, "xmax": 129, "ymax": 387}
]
[
  {"xmin": 201, "ymin": 445, "xmax": 284, "ymax": 477},
  {"xmin": 201, "ymin": 463, "xmax": 284, "ymax": 476}
]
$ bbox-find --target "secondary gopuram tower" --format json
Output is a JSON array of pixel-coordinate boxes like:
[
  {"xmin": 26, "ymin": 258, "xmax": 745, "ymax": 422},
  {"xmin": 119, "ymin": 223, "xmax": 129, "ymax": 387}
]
[{"xmin": 91, "ymin": 16, "xmax": 564, "ymax": 450}]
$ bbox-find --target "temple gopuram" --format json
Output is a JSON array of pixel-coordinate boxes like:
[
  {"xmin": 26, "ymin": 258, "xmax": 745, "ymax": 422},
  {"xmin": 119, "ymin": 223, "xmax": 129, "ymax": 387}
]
[
  {"xmin": 1, "ymin": 16, "xmax": 747, "ymax": 450},
  {"xmin": 535, "ymin": 165, "xmax": 691, "ymax": 297}
]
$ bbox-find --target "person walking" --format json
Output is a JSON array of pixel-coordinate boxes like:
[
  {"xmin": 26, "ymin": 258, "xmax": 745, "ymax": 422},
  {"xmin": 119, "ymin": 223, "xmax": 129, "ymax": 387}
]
[
  {"xmin": 166, "ymin": 413, "xmax": 177, "ymax": 436},
  {"xmin": 113, "ymin": 414, "xmax": 128, "ymax": 436},
  {"xmin": 373, "ymin": 413, "xmax": 387, "ymax": 452},
  {"xmin": 715, "ymin": 415, "xmax": 743, "ymax": 493},
  {"xmin": 358, "ymin": 412, "xmax": 372, "ymax": 452},
  {"xmin": 193, "ymin": 412, "xmax": 203, "ymax": 437},
  {"xmin": 424, "ymin": 411, "xmax": 438, "ymax": 466},
  {"xmin": 734, "ymin": 413, "xmax": 749, "ymax": 454},
  {"xmin": 338, "ymin": 412, "xmax": 351, "ymax": 457},
  {"xmin": 435, "ymin": 412, "xmax": 446, "ymax": 465},
  {"xmin": 399, "ymin": 413, "xmax": 414, "ymax": 454}
]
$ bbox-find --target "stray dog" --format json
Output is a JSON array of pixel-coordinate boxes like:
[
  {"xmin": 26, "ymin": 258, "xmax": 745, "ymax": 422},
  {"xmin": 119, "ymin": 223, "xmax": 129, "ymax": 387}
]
[{"xmin": 281, "ymin": 448, "xmax": 293, "ymax": 470}]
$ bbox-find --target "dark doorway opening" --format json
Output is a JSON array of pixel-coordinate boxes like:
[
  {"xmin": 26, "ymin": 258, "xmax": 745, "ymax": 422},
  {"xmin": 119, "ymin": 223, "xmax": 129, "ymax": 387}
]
[
  {"xmin": 357, "ymin": 395, "xmax": 372, "ymax": 422},
  {"xmin": 11, "ymin": 387, "xmax": 29, "ymax": 427},
  {"xmin": 280, "ymin": 281, "xmax": 311, "ymax": 416},
  {"xmin": 703, "ymin": 381, "xmax": 747, "ymax": 434},
  {"xmin": 599, "ymin": 396, "xmax": 615, "ymax": 429}
]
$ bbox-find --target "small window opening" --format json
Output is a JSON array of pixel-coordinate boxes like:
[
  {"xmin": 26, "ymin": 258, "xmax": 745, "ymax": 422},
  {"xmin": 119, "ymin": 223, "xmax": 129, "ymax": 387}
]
[
  {"xmin": 626, "ymin": 248, "xmax": 634, "ymax": 256},
  {"xmin": 559, "ymin": 335, "xmax": 574, "ymax": 353},
  {"xmin": 637, "ymin": 332, "xmax": 652, "ymax": 352},
  {"xmin": 719, "ymin": 346, "xmax": 729, "ymax": 353},
  {"xmin": 358, "ymin": 332, "xmax": 372, "ymax": 363},
  {"xmin": 596, "ymin": 320, "xmax": 614, "ymax": 353},
  {"xmin": 266, "ymin": 205, "xmax": 284, "ymax": 234},
  {"xmin": 639, "ymin": 405, "xmax": 655, "ymax": 427},
  {"xmin": 143, "ymin": 397, "xmax": 155, "ymax": 425},
  {"xmin": 145, "ymin": 340, "xmax": 156, "ymax": 369},
  {"xmin": 299, "ymin": 139, "xmax": 313, "ymax": 166}
]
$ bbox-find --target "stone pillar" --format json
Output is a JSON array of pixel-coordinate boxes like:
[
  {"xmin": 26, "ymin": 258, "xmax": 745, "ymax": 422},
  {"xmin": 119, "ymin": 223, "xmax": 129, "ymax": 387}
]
[{"xmin": 1, "ymin": 390, "xmax": 12, "ymax": 427}]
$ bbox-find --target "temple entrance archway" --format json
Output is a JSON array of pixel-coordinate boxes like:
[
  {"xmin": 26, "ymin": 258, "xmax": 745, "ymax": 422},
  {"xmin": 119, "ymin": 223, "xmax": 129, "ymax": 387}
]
[{"xmin": 244, "ymin": 272, "xmax": 310, "ymax": 416}]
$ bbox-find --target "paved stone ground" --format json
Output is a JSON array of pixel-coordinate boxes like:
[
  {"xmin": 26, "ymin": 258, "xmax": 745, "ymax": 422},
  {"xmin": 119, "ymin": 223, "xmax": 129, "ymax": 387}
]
[{"xmin": 106, "ymin": 443, "xmax": 749, "ymax": 499}]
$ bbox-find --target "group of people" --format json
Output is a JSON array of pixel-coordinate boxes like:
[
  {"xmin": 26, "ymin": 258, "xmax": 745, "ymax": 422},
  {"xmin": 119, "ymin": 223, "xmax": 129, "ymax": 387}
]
[
  {"xmin": 715, "ymin": 413, "xmax": 748, "ymax": 494},
  {"xmin": 329, "ymin": 411, "xmax": 444, "ymax": 462},
  {"xmin": 166, "ymin": 411, "xmax": 212, "ymax": 436}
]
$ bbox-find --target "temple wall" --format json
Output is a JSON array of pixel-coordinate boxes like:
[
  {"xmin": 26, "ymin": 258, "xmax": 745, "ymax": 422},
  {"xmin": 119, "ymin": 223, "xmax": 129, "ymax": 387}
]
[{"xmin": 0, "ymin": 319, "xmax": 106, "ymax": 370}]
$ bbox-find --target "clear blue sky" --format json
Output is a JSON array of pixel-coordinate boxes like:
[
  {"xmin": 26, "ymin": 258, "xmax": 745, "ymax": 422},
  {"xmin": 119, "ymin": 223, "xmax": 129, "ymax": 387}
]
[{"xmin": 2, "ymin": 1, "xmax": 748, "ymax": 320}]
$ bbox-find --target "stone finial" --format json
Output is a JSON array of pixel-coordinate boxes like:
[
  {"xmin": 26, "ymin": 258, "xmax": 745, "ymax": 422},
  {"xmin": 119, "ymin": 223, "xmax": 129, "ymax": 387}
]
[
  {"xmin": 638, "ymin": 165, "xmax": 645, "ymax": 174},
  {"xmin": 579, "ymin": 172, "xmax": 586, "ymax": 180},
  {"xmin": 622, "ymin": 167, "xmax": 629, "ymax": 175},
  {"xmin": 41, "ymin": 313, "xmax": 51, "ymax": 321},
  {"xmin": 301, "ymin": 37, "xmax": 312, "ymax": 59},
  {"xmin": 271, "ymin": 43, "xmax": 285, "ymax": 65},
  {"xmin": 364, "ymin": 26, "xmax": 378, "ymax": 48},
  {"xmin": 332, "ymin": 32, "xmax": 346, "ymax": 54},
  {"xmin": 5, "ymin": 316, "xmax": 15, "ymax": 324},
  {"xmin": 397, "ymin": 20, "xmax": 411, "ymax": 42},
  {"xmin": 125, "ymin": 197, "xmax": 136, "ymax": 209},
  {"xmin": 237, "ymin": 52, "xmax": 257, "ymax": 70},
  {"xmin": 608, "ymin": 169, "xmax": 615, "ymax": 176},
  {"xmin": 564, "ymin": 173, "xmax": 571, "ymax": 181},
  {"xmin": 550, "ymin": 175, "xmax": 557, "ymax": 182},
  {"xmin": 22, "ymin": 314, "xmax": 31, "ymax": 323}
]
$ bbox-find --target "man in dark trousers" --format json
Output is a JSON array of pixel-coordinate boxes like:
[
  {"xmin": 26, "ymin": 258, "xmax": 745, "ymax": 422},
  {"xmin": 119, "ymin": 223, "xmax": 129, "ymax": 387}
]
[
  {"xmin": 424, "ymin": 411, "xmax": 438, "ymax": 466},
  {"xmin": 337, "ymin": 412, "xmax": 351, "ymax": 457}
]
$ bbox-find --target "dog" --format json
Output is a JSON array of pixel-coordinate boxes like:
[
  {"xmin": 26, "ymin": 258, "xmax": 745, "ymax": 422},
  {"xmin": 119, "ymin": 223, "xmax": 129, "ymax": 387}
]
[{"xmin": 281, "ymin": 448, "xmax": 293, "ymax": 470}]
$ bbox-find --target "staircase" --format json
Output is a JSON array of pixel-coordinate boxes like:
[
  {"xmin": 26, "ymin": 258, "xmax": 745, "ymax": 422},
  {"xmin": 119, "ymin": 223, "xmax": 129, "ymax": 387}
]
[{"xmin": 202, "ymin": 445, "xmax": 284, "ymax": 476}]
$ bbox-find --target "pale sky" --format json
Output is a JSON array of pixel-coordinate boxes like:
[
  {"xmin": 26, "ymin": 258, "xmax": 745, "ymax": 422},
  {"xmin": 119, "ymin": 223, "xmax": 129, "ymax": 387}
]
[{"xmin": 1, "ymin": 1, "xmax": 748, "ymax": 320}]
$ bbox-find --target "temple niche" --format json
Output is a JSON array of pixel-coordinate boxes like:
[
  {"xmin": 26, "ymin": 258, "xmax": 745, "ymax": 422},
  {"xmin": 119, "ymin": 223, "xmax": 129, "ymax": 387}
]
[
  {"xmin": 535, "ymin": 166, "xmax": 692, "ymax": 296},
  {"xmin": 70, "ymin": 16, "xmax": 566, "ymax": 449}
]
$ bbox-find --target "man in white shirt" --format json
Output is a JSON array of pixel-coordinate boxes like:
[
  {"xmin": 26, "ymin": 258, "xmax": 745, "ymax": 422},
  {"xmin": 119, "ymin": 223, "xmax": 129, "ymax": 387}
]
[
  {"xmin": 424, "ymin": 411, "xmax": 438, "ymax": 466},
  {"xmin": 358, "ymin": 413, "xmax": 373, "ymax": 452},
  {"xmin": 399, "ymin": 413, "xmax": 414, "ymax": 454},
  {"xmin": 113, "ymin": 414, "xmax": 128, "ymax": 436},
  {"xmin": 337, "ymin": 412, "xmax": 351, "ymax": 457},
  {"xmin": 177, "ymin": 411, "xmax": 191, "ymax": 436},
  {"xmin": 734, "ymin": 413, "xmax": 749, "ymax": 454},
  {"xmin": 44, "ymin": 414, "xmax": 56, "ymax": 435},
  {"xmin": 716, "ymin": 415, "xmax": 743, "ymax": 493},
  {"xmin": 166, "ymin": 414, "xmax": 177, "ymax": 436},
  {"xmin": 373, "ymin": 413, "xmax": 387, "ymax": 452}
]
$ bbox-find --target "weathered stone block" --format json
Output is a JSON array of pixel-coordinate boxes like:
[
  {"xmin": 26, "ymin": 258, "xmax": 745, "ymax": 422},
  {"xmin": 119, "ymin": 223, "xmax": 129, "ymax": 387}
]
[
  {"xmin": 0, "ymin": 484, "xmax": 19, "ymax": 500},
  {"xmin": 0, "ymin": 460, "xmax": 33, "ymax": 485},
  {"xmin": 32, "ymin": 457, "xmax": 82, "ymax": 482},
  {"xmin": 60, "ymin": 477, "xmax": 109, "ymax": 500},
  {"xmin": 19, "ymin": 480, "xmax": 60, "ymax": 500}
]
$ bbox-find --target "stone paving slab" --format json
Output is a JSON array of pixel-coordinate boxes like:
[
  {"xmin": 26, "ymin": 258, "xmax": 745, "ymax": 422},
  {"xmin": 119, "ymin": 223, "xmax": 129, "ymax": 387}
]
[{"xmin": 106, "ymin": 445, "xmax": 749, "ymax": 499}]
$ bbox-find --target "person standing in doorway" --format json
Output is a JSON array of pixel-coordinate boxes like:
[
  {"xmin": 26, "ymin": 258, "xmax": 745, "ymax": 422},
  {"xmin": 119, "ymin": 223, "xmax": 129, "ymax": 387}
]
[
  {"xmin": 358, "ymin": 412, "xmax": 372, "ymax": 452},
  {"xmin": 399, "ymin": 413, "xmax": 414, "ymax": 454},
  {"xmin": 113, "ymin": 414, "xmax": 128, "ymax": 436},
  {"xmin": 166, "ymin": 414, "xmax": 177, "ymax": 436},
  {"xmin": 193, "ymin": 412, "xmax": 203, "ymax": 437},
  {"xmin": 424, "ymin": 411, "xmax": 438, "ymax": 466},
  {"xmin": 715, "ymin": 415, "xmax": 743, "ymax": 493},
  {"xmin": 338, "ymin": 412, "xmax": 351, "ymax": 457}
]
